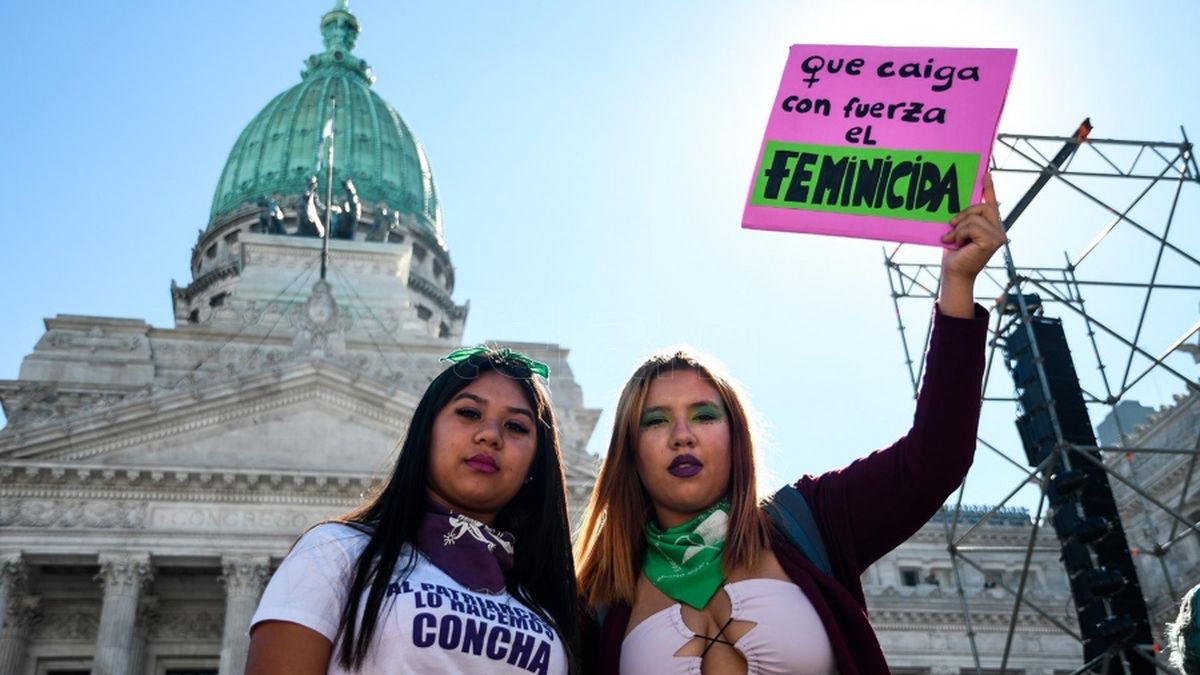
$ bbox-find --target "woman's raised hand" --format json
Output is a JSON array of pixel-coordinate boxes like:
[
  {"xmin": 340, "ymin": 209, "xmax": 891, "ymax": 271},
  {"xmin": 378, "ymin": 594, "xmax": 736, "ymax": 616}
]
[{"xmin": 938, "ymin": 172, "xmax": 1006, "ymax": 317}]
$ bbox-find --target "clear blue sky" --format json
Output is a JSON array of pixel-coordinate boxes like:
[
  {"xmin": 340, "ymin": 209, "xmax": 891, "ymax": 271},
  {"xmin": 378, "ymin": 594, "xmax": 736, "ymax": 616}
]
[{"xmin": 2, "ymin": 1, "xmax": 1198, "ymax": 513}]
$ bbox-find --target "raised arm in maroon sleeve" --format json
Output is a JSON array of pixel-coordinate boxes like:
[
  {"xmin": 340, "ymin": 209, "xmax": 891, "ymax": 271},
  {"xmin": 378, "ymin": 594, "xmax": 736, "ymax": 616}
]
[{"xmin": 794, "ymin": 302, "xmax": 990, "ymax": 578}]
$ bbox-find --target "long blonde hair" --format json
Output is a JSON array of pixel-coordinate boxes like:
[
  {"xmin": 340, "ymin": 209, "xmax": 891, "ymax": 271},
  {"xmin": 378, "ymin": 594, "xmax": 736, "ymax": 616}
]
[{"xmin": 574, "ymin": 350, "xmax": 771, "ymax": 608}]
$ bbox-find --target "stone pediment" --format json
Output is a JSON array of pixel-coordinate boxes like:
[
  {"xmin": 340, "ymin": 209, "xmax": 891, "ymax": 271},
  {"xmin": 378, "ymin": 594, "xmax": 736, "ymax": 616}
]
[{"xmin": 0, "ymin": 358, "xmax": 420, "ymax": 474}]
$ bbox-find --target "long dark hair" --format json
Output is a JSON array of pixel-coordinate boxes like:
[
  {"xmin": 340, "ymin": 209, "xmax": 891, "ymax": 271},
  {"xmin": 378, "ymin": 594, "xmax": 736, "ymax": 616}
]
[{"xmin": 332, "ymin": 350, "xmax": 580, "ymax": 672}]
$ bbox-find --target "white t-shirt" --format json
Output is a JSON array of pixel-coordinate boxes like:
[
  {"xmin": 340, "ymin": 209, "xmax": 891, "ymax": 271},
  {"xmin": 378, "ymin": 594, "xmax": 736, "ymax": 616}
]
[{"xmin": 252, "ymin": 523, "xmax": 567, "ymax": 675}]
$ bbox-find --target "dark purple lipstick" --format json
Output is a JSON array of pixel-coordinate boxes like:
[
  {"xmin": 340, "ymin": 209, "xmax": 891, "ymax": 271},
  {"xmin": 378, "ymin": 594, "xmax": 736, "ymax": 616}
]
[
  {"xmin": 668, "ymin": 454, "xmax": 703, "ymax": 477},
  {"xmin": 465, "ymin": 453, "xmax": 499, "ymax": 474}
]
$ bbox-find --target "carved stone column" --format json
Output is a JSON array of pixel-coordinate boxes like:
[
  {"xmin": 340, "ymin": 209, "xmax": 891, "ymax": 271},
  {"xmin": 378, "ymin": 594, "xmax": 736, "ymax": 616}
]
[
  {"xmin": 218, "ymin": 555, "xmax": 270, "ymax": 675},
  {"xmin": 94, "ymin": 553, "xmax": 153, "ymax": 675},
  {"xmin": 130, "ymin": 596, "xmax": 159, "ymax": 675},
  {"xmin": 0, "ymin": 555, "xmax": 28, "ymax": 632},
  {"xmin": 0, "ymin": 595, "xmax": 40, "ymax": 675}
]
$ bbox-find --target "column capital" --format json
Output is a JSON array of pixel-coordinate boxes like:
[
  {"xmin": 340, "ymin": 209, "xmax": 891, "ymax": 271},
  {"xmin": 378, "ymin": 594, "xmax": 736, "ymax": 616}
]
[
  {"xmin": 96, "ymin": 553, "xmax": 153, "ymax": 597},
  {"xmin": 0, "ymin": 556, "xmax": 29, "ymax": 595},
  {"xmin": 219, "ymin": 555, "xmax": 271, "ymax": 597}
]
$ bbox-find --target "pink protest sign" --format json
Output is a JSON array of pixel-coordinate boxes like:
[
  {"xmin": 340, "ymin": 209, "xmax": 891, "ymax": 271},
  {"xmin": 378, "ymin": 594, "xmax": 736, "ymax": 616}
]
[{"xmin": 742, "ymin": 45, "xmax": 1016, "ymax": 246}]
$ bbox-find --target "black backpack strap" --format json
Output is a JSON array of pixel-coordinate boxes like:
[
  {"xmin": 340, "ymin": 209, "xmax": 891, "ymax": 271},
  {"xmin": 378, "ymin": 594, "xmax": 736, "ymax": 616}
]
[{"xmin": 762, "ymin": 484, "xmax": 833, "ymax": 577}]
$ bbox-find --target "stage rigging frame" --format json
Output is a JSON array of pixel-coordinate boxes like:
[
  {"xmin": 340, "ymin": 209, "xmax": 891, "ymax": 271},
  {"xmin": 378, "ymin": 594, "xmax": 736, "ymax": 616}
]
[{"xmin": 885, "ymin": 122, "xmax": 1200, "ymax": 673}]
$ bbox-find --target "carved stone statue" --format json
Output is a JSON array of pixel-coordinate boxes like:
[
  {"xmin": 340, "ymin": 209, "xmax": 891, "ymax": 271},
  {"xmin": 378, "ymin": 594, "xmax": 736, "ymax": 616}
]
[
  {"xmin": 296, "ymin": 176, "xmax": 326, "ymax": 238},
  {"xmin": 257, "ymin": 196, "xmax": 287, "ymax": 235},
  {"xmin": 368, "ymin": 210, "xmax": 401, "ymax": 242},
  {"xmin": 333, "ymin": 178, "xmax": 360, "ymax": 240}
]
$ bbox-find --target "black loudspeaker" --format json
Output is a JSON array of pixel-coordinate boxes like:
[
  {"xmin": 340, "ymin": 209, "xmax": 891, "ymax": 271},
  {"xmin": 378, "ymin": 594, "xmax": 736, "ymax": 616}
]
[{"xmin": 1003, "ymin": 315, "xmax": 1154, "ymax": 673}]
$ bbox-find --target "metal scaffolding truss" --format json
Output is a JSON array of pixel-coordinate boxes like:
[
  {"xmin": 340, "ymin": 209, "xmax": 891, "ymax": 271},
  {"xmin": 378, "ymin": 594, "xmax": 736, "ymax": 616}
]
[{"xmin": 884, "ymin": 124, "xmax": 1200, "ymax": 673}]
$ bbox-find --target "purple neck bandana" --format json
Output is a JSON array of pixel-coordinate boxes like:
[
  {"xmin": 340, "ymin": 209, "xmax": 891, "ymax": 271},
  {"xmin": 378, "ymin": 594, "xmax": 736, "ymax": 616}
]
[{"xmin": 417, "ymin": 502, "xmax": 515, "ymax": 594}]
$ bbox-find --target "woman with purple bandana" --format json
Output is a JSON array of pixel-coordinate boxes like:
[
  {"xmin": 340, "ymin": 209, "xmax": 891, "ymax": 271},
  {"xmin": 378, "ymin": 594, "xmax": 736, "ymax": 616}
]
[{"xmin": 247, "ymin": 348, "xmax": 580, "ymax": 674}]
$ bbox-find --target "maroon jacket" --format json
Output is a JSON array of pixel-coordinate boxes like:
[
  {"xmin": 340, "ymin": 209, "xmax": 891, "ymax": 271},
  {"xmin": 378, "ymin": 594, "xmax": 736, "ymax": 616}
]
[{"xmin": 585, "ymin": 306, "xmax": 989, "ymax": 674}]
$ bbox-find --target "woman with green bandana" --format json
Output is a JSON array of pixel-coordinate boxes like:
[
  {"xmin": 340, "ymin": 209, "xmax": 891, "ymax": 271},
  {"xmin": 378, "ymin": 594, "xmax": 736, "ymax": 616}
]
[{"xmin": 575, "ymin": 175, "xmax": 1005, "ymax": 674}]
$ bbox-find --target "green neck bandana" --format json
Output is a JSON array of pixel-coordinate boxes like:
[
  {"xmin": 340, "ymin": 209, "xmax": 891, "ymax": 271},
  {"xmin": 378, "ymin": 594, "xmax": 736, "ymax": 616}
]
[{"xmin": 643, "ymin": 500, "xmax": 730, "ymax": 609}]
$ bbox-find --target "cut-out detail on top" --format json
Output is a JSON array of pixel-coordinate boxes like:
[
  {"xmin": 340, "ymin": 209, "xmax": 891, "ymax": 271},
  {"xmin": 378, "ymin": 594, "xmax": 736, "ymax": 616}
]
[
  {"xmin": 672, "ymin": 612, "xmax": 758, "ymax": 660},
  {"xmin": 621, "ymin": 578, "xmax": 835, "ymax": 675}
]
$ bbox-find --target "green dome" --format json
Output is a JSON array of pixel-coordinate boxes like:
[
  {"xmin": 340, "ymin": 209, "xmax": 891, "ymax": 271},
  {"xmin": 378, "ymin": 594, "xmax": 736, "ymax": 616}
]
[{"xmin": 208, "ymin": 1, "xmax": 442, "ymax": 238}]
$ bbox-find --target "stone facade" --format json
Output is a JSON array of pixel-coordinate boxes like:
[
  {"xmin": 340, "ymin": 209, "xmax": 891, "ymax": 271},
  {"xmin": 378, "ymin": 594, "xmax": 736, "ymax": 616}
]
[
  {"xmin": 0, "ymin": 293, "xmax": 600, "ymax": 675},
  {"xmin": 0, "ymin": 11, "xmax": 601, "ymax": 668},
  {"xmin": 1106, "ymin": 390, "xmax": 1200, "ymax": 643},
  {"xmin": 865, "ymin": 508, "xmax": 1084, "ymax": 674}
]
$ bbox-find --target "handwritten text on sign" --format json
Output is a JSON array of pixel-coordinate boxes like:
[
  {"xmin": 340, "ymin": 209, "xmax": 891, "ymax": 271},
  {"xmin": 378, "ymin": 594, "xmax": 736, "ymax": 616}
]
[{"xmin": 742, "ymin": 46, "xmax": 1016, "ymax": 246}]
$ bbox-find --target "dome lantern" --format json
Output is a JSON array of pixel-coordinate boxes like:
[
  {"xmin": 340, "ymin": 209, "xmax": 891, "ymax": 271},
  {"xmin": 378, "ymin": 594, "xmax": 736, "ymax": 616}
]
[
  {"xmin": 304, "ymin": 0, "xmax": 373, "ymax": 85},
  {"xmin": 321, "ymin": 0, "xmax": 360, "ymax": 53}
]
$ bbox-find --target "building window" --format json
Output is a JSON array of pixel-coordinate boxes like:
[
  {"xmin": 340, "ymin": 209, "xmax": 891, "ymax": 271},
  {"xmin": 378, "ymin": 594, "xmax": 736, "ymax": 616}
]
[
  {"xmin": 416, "ymin": 305, "xmax": 433, "ymax": 321},
  {"xmin": 433, "ymin": 259, "xmax": 444, "ymax": 279},
  {"xmin": 209, "ymin": 292, "xmax": 228, "ymax": 308},
  {"xmin": 189, "ymin": 309, "xmax": 200, "ymax": 324},
  {"xmin": 900, "ymin": 568, "xmax": 920, "ymax": 587},
  {"xmin": 439, "ymin": 322, "xmax": 451, "ymax": 338},
  {"xmin": 983, "ymin": 570, "xmax": 1003, "ymax": 589},
  {"xmin": 224, "ymin": 230, "xmax": 239, "ymax": 245},
  {"xmin": 413, "ymin": 244, "xmax": 427, "ymax": 263},
  {"xmin": 205, "ymin": 244, "xmax": 217, "ymax": 260}
]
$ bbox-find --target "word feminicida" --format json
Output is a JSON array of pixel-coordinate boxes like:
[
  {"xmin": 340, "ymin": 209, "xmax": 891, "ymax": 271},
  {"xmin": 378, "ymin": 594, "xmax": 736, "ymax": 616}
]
[{"xmin": 753, "ymin": 142, "xmax": 974, "ymax": 219}]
